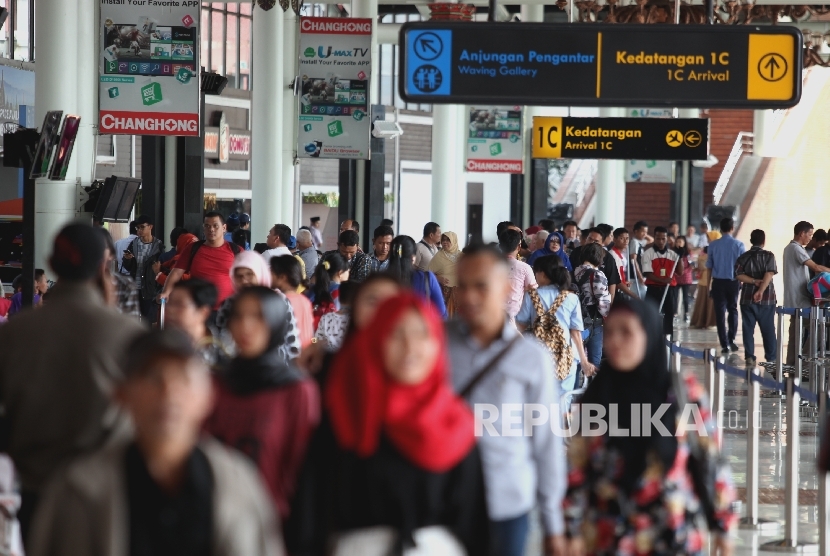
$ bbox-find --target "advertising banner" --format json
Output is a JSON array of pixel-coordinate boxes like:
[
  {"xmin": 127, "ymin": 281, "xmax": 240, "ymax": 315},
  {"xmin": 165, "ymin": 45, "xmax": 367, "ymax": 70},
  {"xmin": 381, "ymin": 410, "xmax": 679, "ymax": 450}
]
[
  {"xmin": 465, "ymin": 106, "xmax": 523, "ymax": 173},
  {"xmin": 625, "ymin": 160, "xmax": 674, "ymax": 182},
  {"xmin": 99, "ymin": 1, "xmax": 200, "ymax": 136},
  {"xmin": 298, "ymin": 18, "xmax": 372, "ymax": 160}
]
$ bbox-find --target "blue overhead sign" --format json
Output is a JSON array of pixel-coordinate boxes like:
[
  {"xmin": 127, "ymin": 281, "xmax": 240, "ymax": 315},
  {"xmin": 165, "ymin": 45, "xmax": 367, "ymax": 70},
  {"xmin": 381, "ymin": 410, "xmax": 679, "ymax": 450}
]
[{"xmin": 399, "ymin": 22, "xmax": 802, "ymax": 108}]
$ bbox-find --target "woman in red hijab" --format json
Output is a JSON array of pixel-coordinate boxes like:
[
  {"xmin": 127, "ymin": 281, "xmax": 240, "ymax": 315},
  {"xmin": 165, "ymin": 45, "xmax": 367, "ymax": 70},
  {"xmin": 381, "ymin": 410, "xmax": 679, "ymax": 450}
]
[{"xmin": 286, "ymin": 292, "xmax": 489, "ymax": 556}]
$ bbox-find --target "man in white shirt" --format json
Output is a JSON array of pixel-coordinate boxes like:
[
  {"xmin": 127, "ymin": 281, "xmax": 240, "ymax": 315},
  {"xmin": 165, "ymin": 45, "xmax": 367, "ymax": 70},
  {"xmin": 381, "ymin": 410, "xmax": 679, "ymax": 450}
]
[
  {"xmin": 783, "ymin": 221, "xmax": 830, "ymax": 364},
  {"xmin": 415, "ymin": 222, "xmax": 441, "ymax": 271},
  {"xmin": 113, "ymin": 220, "xmax": 138, "ymax": 275},
  {"xmin": 261, "ymin": 224, "xmax": 293, "ymax": 261}
]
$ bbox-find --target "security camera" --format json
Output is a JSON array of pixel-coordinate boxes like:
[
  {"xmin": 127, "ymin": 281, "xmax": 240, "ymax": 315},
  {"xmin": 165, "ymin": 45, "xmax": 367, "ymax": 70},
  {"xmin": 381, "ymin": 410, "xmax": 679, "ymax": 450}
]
[
  {"xmin": 692, "ymin": 154, "xmax": 719, "ymax": 168},
  {"xmin": 371, "ymin": 121, "xmax": 404, "ymax": 139}
]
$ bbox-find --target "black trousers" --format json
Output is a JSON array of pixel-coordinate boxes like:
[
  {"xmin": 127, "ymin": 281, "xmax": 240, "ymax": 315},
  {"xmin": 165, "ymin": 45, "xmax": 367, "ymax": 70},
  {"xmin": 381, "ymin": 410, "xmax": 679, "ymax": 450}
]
[
  {"xmin": 646, "ymin": 285, "xmax": 678, "ymax": 340},
  {"xmin": 139, "ymin": 296, "xmax": 158, "ymax": 324},
  {"xmin": 710, "ymin": 278, "xmax": 740, "ymax": 348}
]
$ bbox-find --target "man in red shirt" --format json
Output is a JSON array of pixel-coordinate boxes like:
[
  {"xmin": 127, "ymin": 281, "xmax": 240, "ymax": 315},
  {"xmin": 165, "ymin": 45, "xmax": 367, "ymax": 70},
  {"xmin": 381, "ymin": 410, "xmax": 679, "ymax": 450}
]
[
  {"xmin": 159, "ymin": 212, "xmax": 240, "ymax": 309},
  {"xmin": 641, "ymin": 226, "xmax": 684, "ymax": 339}
]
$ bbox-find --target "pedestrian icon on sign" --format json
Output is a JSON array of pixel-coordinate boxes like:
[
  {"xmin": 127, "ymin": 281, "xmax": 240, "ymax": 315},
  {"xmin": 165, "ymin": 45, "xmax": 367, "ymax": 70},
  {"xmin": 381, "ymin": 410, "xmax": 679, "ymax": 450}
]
[{"xmin": 413, "ymin": 65, "xmax": 443, "ymax": 93}]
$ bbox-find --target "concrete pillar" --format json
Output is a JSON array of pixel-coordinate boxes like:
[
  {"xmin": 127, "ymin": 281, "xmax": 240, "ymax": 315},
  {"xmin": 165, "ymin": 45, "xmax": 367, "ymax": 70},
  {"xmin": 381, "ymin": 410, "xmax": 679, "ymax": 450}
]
[
  {"xmin": 454, "ymin": 105, "xmax": 468, "ymax": 243},
  {"xmin": 75, "ymin": 0, "xmax": 97, "ymax": 187},
  {"xmin": 521, "ymin": 4, "xmax": 544, "ymax": 229},
  {"xmin": 595, "ymin": 107, "xmax": 625, "ymax": 227},
  {"xmin": 164, "ymin": 137, "xmax": 177, "ymax": 239},
  {"xmin": 34, "ymin": 0, "xmax": 83, "ymax": 271},
  {"xmin": 251, "ymin": 6, "xmax": 285, "ymax": 246},
  {"xmin": 431, "ymin": 104, "xmax": 461, "ymax": 235},
  {"xmin": 281, "ymin": 11, "xmax": 298, "ymax": 229},
  {"xmin": 753, "ymin": 109, "xmax": 773, "ymax": 158}
]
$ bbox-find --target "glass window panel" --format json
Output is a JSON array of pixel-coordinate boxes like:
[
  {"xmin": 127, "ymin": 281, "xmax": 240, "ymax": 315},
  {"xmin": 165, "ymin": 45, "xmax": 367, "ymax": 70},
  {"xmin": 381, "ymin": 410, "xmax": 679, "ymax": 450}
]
[
  {"xmin": 227, "ymin": 3, "xmax": 237, "ymax": 12},
  {"xmin": 211, "ymin": 9, "xmax": 224, "ymax": 73},
  {"xmin": 14, "ymin": 0, "xmax": 29, "ymax": 61},
  {"xmin": 239, "ymin": 15, "xmax": 251, "ymax": 89},
  {"xmin": 226, "ymin": 14, "xmax": 238, "ymax": 88},
  {"xmin": 201, "ymin": 7, "xmax": 210, "ymax": 70},
  {"xmin": 240, "ymin": 2, "xmax": 251, "ymax": 15}
]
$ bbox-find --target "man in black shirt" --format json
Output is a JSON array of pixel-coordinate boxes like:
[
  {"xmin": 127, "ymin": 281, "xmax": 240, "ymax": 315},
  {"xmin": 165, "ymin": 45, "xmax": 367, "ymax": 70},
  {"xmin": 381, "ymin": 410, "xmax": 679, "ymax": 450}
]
[
  {"xmin": 570, "ymin": 228, "xmax": 622, "ymax": 298},
  {"xmin": 29, "ymin": 330, "xmax": 283, "ymax": 556}
]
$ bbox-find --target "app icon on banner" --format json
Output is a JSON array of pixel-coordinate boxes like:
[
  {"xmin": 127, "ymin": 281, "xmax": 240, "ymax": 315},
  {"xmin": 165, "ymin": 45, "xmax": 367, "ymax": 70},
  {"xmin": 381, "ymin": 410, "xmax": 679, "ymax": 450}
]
[
  {"xmin": 108, "ymin": 87, "xmax": 119, "ymax": 98},
  {"xmin": 105, "ymin": 60, "xmax": 118, "ymax": 73},
  {"xmin": 304, "ymin": 124, "xmax": 313, "ymax": 132},
  {"xmin": 141, "ymin": 82, "xmax": 163, "ymax": 106},
  {"xmin": 352, "ymin": 109, "xmax": 365, "ymax": 121},
  {"xmin": 490, "ymin": 143, "xmax": 502, "ymax": 156},
  {"xmin": 176, "ymin": 67, "xmax": 192, "ymax": 84},
  {"xmin": 327, "ymin": 121, "xmax": 344, "ymax": 137},
  {"xmin": 182, "ymin": 14, "xmax": 194, "ymax": 27}
]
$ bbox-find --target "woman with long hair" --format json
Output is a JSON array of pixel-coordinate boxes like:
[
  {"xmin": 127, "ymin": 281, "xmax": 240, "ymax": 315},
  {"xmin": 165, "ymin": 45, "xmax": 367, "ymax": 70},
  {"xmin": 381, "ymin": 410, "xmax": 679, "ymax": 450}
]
[
  {"xmin": 516, "ymin": 255, "xmax": 593, "ymax": 393},
  {"xmin": 306, "ymin": 252, "xmax": 349, "ymax": 329},
  {"xmin": 565, "ymin": 297, "xmax": 736, "ymax": 555},
  {"xmin": 271, "ymin": 254, "xmax": 314, "ymax": 349},
  {"xmin": 286, "ymin": 293, "xmax": 489, "ymax": 555},
  {"xmin": 387, "ymin": 235, "xmax": 447, "ymax": 318},
  {"xmin": 428, "ymin": 231, "xmax": 461, "ymax": 317},
  {"xmin": 205, "ymin": 287, "xmax": 319, "ymax": 525},
  {"xmin": 673, "ymin": 236, "xmax": 695, "ymax": 323}
]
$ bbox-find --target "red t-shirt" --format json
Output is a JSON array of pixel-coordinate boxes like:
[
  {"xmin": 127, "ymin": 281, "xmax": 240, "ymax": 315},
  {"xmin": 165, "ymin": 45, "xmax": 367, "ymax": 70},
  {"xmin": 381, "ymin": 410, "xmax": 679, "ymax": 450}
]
[
  {"xmin": 204, "ymin": 378, "xmax": 320, "ymax": 521},
  {"xmin": 175, "ymin": 242, "xmax": 236, "ymax": 307}
]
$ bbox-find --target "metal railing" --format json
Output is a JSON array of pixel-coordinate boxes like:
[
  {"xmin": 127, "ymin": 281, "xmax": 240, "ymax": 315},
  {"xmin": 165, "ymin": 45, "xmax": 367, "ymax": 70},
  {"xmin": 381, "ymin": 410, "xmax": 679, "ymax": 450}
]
[
  {"xmin": 666, "ymin": 302, "xmax": 830, "ymax": 553},
  {"xmin": 713, "ymin": 131, "xmax": 753, "ymax": 205}
]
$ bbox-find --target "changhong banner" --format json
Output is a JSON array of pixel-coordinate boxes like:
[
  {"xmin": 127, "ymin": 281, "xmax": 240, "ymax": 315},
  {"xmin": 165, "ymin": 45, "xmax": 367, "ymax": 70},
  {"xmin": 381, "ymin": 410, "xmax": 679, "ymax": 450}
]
[
  {"xmin": 99, "ymin": 1, "xmax": 200, "ymax": 136},
  {"xmin": 298, "ymin": 18, "xmax": 372, "ymax": 160}
]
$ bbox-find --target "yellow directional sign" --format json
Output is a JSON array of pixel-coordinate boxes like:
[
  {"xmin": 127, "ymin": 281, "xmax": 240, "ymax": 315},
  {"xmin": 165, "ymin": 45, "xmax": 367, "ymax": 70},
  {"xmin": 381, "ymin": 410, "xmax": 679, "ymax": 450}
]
[
  {"xmin": 747, "ymin": 34, "xmax": 795, "ymax": 101},
  {"xmin": 532, "ymin": 117, "xmax": 563, "ymax": 159},
  {"xmin": 532, "ymin": 116, "xmax": 709, "ymax": 160}
]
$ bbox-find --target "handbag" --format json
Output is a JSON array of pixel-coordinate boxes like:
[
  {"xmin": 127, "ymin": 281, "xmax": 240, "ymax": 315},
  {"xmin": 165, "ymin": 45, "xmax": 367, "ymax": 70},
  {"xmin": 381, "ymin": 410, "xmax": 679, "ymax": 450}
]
[{"xmin": 331, "ymin": 526, "xmax": 466, "ymax": 556}]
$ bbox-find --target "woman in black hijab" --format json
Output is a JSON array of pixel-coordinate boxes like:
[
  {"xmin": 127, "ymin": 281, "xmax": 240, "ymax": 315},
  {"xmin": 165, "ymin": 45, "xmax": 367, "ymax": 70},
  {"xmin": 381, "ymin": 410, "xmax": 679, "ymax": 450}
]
[
  {"xmin": 204, "ymin": 287, "xmax": 320, "ymax": 525},
  {"xmin": 564, "ymin": 297, "xmax": 736, "ymax": 556}
]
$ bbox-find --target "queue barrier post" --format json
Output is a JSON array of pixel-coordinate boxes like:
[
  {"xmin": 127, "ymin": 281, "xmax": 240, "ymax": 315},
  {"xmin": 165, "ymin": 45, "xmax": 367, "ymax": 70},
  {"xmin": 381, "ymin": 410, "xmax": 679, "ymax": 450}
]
[
  {"xmin": 159, "ymin": 298, "xmax": 166, "ymax": 330},
  {"xmin": 739, "ymin": 367, "xmax": 780, "ymax": 531},
  {"xmin": 819, "ymin": 378, "xmax": 829, "ymax": 555},
  {"xmin": 706, "ymin": 349, "xmax": 717, "ymax": 403},
  {"xmin": 672, "ymin": 341, "xmax": 682, "ymax": 376},
  {"xmin": 777, "ymin": 307, "xmax": 786, "ymax": 390},
  {"xmin": 809, "ymin": 306, "xmax": 820, "ymax": 399},
  {"xmin": 761, "ymin": 376, "xmax": 819, "ymax": 553},
  {"xmin": 796, "ymin": 309, "xmax": 804, "ymax": 385},
  {"xmin": 714, "ymin": 357, "xmax": 726, "ymax": 442}
]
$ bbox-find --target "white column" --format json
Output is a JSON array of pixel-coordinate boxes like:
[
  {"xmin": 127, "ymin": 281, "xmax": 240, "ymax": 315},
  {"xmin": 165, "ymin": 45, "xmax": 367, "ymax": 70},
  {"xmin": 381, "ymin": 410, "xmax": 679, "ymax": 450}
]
[
  {"xmin": 251, "ymin": 6, "xmax": 285, "ymax": 246},
  {"xmin": 164, "ymin": 137, "xmax": 178, "ymax": 238},
  {"xmin": 431, "ymin": 104, "xmax": 461, "ymax": 234},
  {"xmin": 521, "ymin": 5, "xmax": 544, "ymax": 228},
  {"xmin": 281, "ymin": 11, "xmax": 298, "ymax": 229},
  {"xmin": 74, "ymin": 0, "xmax": 97, "ymax": 187},
  {"xmin": 752, "ymin": 109, "xmax": 773, "ymax": 158},
  {"xmin": 34, "ymin": 0, "xmax": 81, "ymax": 271},
  {"xmin": 595, "ymin": 107, "xmax": 625, "ymax": 227},
  {"xmin": 454, "ymin": 104, "xmax": 468, "ymax": 243}
]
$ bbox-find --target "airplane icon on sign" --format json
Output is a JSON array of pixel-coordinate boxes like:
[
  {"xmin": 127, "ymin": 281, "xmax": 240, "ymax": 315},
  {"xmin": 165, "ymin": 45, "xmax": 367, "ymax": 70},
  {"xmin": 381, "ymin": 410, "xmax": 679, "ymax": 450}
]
[{"xmin": 666, "ymin": 130, "xmax": 683, "ymax": 147}]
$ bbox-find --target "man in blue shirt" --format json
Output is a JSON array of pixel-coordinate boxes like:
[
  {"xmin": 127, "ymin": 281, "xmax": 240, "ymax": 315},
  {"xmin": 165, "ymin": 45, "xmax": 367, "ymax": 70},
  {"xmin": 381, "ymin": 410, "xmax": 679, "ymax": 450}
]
[{"xmin": 706, "ymin": 217, "xmax": 746, "ymax": 354}]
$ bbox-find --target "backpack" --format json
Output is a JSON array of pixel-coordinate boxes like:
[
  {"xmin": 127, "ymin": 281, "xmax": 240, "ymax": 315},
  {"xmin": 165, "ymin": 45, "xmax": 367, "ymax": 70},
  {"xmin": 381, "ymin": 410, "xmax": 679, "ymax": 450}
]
[
  {"xmin": 528, "ymin": 289, "xmax": 574, "ymax": 380},
  {"xmin": 574, "ymin": 266, "xmax": 603, "ymax": 327},
  {"xmin": 186, "ymin": 240, "xmax": 242, "ymax": 274}
]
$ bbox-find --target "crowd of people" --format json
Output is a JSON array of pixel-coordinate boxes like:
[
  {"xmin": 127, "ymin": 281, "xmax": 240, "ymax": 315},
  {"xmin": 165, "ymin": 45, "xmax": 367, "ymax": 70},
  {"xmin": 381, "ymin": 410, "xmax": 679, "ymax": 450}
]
[{"xmin": 19, "ymin": 209, "xmax": 830, "ymax": 555}]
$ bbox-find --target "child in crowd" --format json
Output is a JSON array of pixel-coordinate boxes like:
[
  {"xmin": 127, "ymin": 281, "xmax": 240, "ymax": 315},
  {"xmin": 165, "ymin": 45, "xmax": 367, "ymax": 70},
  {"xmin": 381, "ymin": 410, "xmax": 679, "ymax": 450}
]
[{"xmin": 314, "ymin": 281, "xmax": 356, "ymax": 352}]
